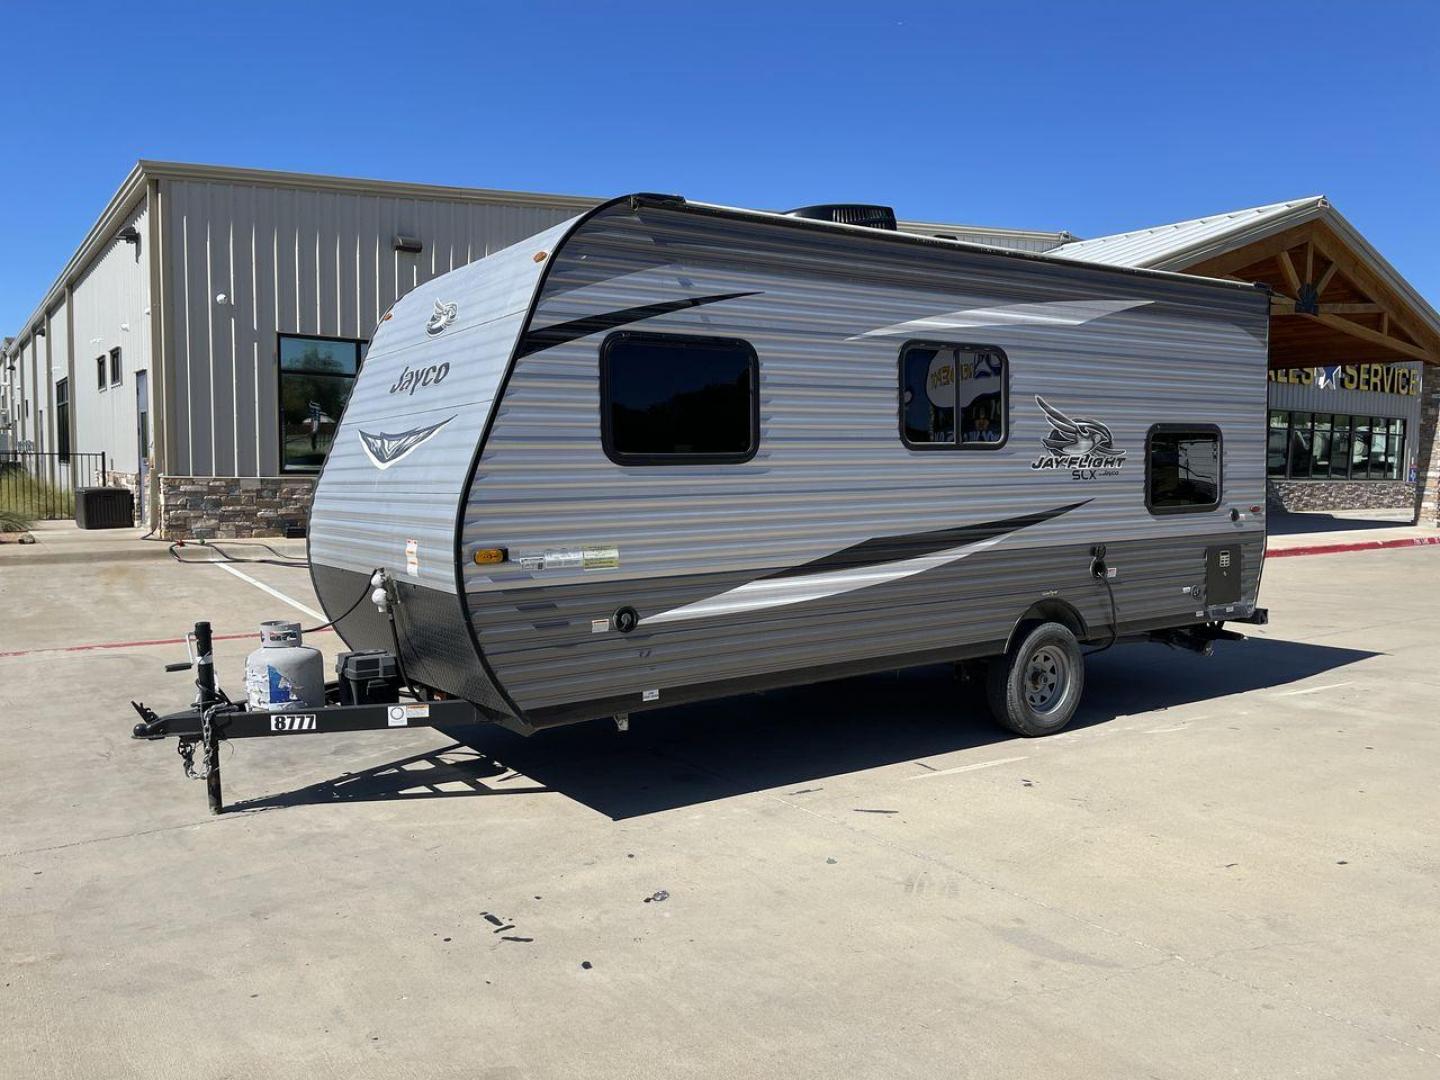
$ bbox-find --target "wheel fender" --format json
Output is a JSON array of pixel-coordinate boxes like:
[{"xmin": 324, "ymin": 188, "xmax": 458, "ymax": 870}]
[{"xmin": 1004, "ymin": 600, "xmax": 1089, "ymax": 656}]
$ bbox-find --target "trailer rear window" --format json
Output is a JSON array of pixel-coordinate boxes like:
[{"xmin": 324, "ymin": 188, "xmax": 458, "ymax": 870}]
[
  {"xmin": 601, "ymin": 333, "xmax": 758, "ymax": 464},
  {"xmin": 1147, "ymin": 427, "xmax": 1222, "ymax": 513},
  {"xmin": 900, "ymin": 343, "xmax": 1007, "ymax": 449}
]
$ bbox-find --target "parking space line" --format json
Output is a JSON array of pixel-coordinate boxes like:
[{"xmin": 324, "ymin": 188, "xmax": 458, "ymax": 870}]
[
  {"xmin": 905, "ymin": 756, "xmax": 1028, "ymax": 780},
  {"xmin": 1277, "ymin": 681, "xmax": 1354, "ymax": 697},
  {"xmin": 212, "ymin": 561, "xmax": 325, "ymax": 622}
]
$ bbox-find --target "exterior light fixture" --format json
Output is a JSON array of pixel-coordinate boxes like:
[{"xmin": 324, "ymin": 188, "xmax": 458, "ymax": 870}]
[
  {"xmin": 394, "ymin": 235, "xmax": 423, "ymax": 254},
  {"xmin": 118, "ymin": 226, "xmax": 141, "ymax": 244}
]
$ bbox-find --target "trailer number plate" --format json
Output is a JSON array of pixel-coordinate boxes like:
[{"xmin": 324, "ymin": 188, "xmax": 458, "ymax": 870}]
[{"xmin": 270, "ymin": 714, "xmax": 318, "ymax": 733}]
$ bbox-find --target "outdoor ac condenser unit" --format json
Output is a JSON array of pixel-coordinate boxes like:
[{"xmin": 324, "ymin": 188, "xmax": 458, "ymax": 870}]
[{"xmin": 75, "ymin": 487, "xmax": 135, "ymax": 529}]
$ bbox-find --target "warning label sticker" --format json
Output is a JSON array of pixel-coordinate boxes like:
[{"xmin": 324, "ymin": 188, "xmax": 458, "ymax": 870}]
[
  {"xmin": 405, "ymin": 538, "xmax": 419, "ymax": 577},
  {"xmin": 514, "ymin": 546, "xmax": 620, "ymax": 572},
  {"xmin": 387, "ymin": 703, "xmax": 430, "ymax": 727}
]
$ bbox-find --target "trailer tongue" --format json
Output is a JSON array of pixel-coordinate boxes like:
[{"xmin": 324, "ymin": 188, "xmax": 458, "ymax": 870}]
[{"xmin": 130, "ymin": 619, "xmax": 487, "ymax": 814}]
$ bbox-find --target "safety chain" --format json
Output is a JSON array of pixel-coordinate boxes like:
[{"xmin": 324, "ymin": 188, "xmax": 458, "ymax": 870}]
[{"xmin": 176, "ymin": 708, "xmax": 220, "ymax": 780}]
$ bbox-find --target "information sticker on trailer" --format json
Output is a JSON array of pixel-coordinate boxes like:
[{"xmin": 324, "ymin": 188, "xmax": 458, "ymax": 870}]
[
  {"xmin": 387, "ymin": 703, "xmax": 430, "ymax": 727},
  {"xmin": 515, "ymin": 546, "xmax": 620, "ymax": 572},
  {"xmin": 405, "ymin": 538, "xmax": 419, "ymax": 577}
]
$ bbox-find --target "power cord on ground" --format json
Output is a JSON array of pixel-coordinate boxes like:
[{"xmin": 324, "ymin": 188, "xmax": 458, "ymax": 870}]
[{"xmin": 166, "ymin": 539, "xmax": 309, "ymax": 568}]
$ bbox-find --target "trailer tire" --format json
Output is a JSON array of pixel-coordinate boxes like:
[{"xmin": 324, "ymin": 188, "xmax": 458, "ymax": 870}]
[{"xmin": 986, "ymin": 622, "xmax": 1084, "ymax": 737}]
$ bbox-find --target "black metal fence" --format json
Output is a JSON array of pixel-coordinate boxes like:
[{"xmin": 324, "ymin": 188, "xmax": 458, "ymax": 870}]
[{"xmin": 0, "ymin": 451, "xmax": 109, "ymax": 522}]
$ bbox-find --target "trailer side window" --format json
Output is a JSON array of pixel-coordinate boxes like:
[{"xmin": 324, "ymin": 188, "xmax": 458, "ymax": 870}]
[
  {"xmin": 1147, "ymin": 427, "xmax": 1222, "ymax": 513},
  {"xmin": 900, "ymin": 343, "xmax": 1007, "ymax": 449},
  {"xmin": 601, "ymin": 333, "xmax": 758, "ymax": 464}
]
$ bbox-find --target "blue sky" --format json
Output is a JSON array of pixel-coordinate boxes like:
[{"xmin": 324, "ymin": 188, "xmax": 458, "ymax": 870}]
[{"xmin": 1, "ymin": 0, "xmax": 1436, "ymax": 332}]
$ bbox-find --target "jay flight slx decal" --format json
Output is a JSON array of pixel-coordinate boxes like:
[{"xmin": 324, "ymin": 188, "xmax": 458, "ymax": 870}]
[{"xmin": 1030, "ymin": 396, "xmax": 1127, "ymax": 480}]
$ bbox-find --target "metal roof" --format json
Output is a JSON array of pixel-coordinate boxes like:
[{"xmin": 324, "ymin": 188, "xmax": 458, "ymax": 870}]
[
  {"xmin": 1049, "ymin": 196, "xmax": 1440, "ymax": 350},
  {"xmin": 1046, "ymin": 198, "xmax": 1326, "ymax": 268}
]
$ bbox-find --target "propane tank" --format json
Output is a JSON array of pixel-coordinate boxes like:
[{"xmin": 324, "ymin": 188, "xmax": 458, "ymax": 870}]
[{"xmin": 244, "ymin": 620, "xmax": 325, "ymax": 712}]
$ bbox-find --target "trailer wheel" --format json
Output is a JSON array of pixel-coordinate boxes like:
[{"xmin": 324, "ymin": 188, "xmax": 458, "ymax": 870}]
[{"xmin": 986, "ymin": 622, "xmax": 1084, "ymax": 737}]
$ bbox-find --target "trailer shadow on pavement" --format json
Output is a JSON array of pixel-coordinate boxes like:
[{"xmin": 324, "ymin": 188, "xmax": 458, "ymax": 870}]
[
  {"xmin": 229, "ymin": 744, "xmax": 551, "ymax": 812},
  {"xmin": 228, "ymin": 635, "xmax": 1376, "ymax": 819}
]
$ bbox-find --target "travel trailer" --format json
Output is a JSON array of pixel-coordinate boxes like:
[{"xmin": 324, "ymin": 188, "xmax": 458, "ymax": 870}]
[{"xmin": 134, "ymin": 193, "xmax": 1271, "ymax": 811}]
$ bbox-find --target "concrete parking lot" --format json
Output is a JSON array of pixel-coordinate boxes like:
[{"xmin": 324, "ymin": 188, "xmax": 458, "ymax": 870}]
[{"xmin": 2, "ymin": 528, "xmax": 1438, "ymax": 1079}]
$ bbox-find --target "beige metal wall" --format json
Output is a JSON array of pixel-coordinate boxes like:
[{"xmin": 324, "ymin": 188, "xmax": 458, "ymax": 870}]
[
  {"xmin": 156, "ymin": 178, "xmax": 583, "ymax": 477},
  {"xmin": 68, "ymin": 202, "xmax": 152, "ymax": 477}
]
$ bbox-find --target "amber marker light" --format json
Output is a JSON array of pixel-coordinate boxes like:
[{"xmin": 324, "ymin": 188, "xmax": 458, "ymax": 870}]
[
  {"xmin": 474, "ymin": 547, "xmax": 507, "ymax": 565},
  {"xmin": 533, "ymin": 250, "xmax": 548, "ymax": 262}
]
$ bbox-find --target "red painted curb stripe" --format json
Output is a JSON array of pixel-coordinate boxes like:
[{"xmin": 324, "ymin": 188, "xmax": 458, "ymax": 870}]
[
  {"xmin": 1266, "ymin": 535, "xmax": 1440, "ymax": 559},
  {"xmin": 0, "ymin": 626, "xmax": 334, "ymax": 660}
]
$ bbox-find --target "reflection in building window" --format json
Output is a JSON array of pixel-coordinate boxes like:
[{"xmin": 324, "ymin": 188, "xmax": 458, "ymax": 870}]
[
  {"xmin": 279, "ymin": 335, "xmax": 365, "ymax": 472},
  {"xmin": 1266, "ymin": 410, "xmax": 1406, "ymax": 481}
]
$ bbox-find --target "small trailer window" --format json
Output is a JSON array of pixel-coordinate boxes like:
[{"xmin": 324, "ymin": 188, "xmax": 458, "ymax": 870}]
[
  {"xmin": 601, "ymin": 332, "xmax": 758, "ymax": 464},
  {"xmin": 899, "ymin": 343, "xmax": 1007, "ymax": 449},
  {"xmin": 1147, "ymin": 426, "xmax": 1222, "ymax": 513}
]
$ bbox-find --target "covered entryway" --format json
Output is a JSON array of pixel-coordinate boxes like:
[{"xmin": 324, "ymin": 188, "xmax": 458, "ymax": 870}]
[{"xmin": 1050, "ymin": 197, "xmax": 1440, "ymax": 526}]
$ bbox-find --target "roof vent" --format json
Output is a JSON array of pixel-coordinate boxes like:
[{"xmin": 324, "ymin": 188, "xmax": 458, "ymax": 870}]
[{"xmin": 785, "ymin": 204, "xmax": 898, "ymax": 231}]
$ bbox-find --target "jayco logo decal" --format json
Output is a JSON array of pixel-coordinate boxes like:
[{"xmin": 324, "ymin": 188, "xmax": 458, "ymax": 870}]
[
  {"xmin": 389, "ymin": 362, "xmax": 450, "ymax": 396},
  {"xmin": 425, "ymin": 300, "xmax": 458, "ymax": 336},
  {"xmin": 358, "ymin": 416, "xmax": 455, "ymax": 470},
  {"xmin": 1030, "ymin": 396, "xmax": 1126, "ymax": 480}
]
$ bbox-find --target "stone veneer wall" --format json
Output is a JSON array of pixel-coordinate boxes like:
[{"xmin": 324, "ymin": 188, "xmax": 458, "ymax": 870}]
[
  {"xmin": 1416, "ymin": 365, "xmax": 1439, "ymax": 527},
  {"xmin": 1266, "ymin": 480, "xmax": 1415, "ymax": 513},
  {"xmin": 159, "ymin": 475, "xmax": 316, "ymax": 540}
]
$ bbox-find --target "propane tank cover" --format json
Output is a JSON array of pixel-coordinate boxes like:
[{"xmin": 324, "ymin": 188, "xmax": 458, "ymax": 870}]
[{"xmin": 245, "ymin": 621, "xmax": 326, "ymax": 712}]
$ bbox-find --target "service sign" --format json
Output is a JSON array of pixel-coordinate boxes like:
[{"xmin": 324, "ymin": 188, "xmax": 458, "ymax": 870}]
[{"xmin": 1268, "ymin": 364, "xmax": 1420, "ymax": 397}]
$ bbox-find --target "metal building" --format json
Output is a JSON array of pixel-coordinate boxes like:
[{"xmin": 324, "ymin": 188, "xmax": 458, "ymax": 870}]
[
  {"xmin": 0, "ymin": 162, "xmax": 1061, "ymax": 537},
  {"xmin": 3, "ymin": 164, "xmax": 1436, "ymax": 536}
]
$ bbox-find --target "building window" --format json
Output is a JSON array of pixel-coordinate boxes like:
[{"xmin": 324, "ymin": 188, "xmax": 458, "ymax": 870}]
[
  {"xmin": 600, "ymin": 332, "xmax": 758, "ymax": 464},
  {"xmin": 109, "ymin": 347, "xmax": 122, "ymax": 386},
  {"xmin": 900, "ymin": 343, "xmax": 1007, "ymax": 449},
  {"xmin": 96, "ymin": 355, "xmax": 107, "ymax": 391},
  {"xmin": 1266, "ymin": 411, "xmax": 1406, "ymax": 481},
  {"xmin": 1146, "ymin": 426, "xmax": 1221, "ymax": 513},
  {"xmin": 55, "ymin": 378, "xmax": 70, "ymax": 464},
  {"xmin": 278, "ymin": 334, "xmax": 365, "ymax": 472}
]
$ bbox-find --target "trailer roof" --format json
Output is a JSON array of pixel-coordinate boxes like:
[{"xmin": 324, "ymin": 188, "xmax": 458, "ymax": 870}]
[{"xmin": 663, "ymin": 196, "xmax": 1269, "ymax": 296}]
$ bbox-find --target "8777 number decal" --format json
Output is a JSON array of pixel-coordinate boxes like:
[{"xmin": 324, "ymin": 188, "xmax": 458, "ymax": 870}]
[{"xmin": 270, "ymin": 714, "xmax": 318, "ymax": 733}]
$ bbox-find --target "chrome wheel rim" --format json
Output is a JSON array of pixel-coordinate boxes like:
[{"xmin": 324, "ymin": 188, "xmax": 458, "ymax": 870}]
[{"xmin": 1024, "ymin": 645, "xmax": 1070, "ymax": 715}]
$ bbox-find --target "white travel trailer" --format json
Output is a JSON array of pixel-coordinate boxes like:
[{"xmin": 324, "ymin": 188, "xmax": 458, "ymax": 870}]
[{"xmin": 134, "ymin": 194, "xmax": 1271, "ymax": 811}]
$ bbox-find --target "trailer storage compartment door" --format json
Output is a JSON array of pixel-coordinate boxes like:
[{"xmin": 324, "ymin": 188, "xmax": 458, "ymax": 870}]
[{"xmin": 1205, "ymin": 544, "xmax": 1243, "ymax": 607}]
